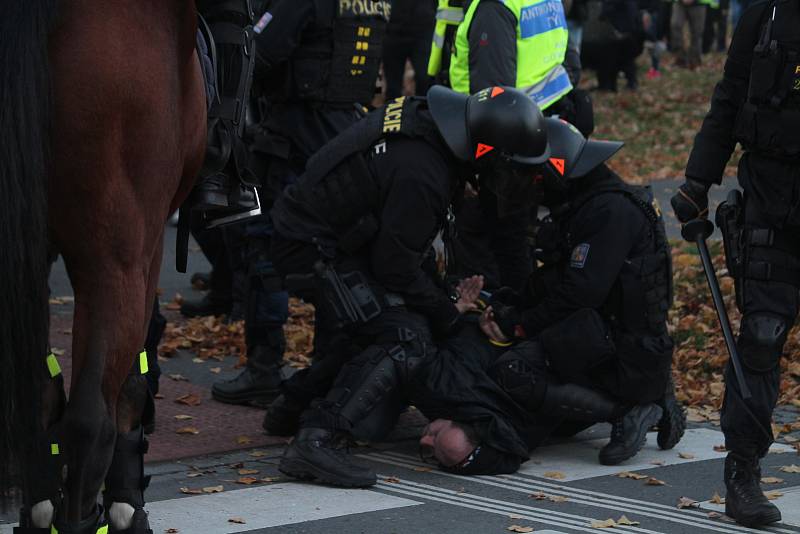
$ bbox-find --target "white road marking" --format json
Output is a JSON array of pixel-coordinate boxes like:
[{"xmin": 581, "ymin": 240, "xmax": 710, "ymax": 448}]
[
  {"xmin": 365, "ymin": 451, "xmax": 800, "ymax": 534},
  {"xmin": 377, "ymin": 478, "xmax": 658, "ymax": 534},
  {"xmin": 518, "ymin": 428, "xmax": 793, "ymax": 482},
  {"xmin": 145, "ymin": 483, "xmax": 420, "ymax": 533},
  {"xmin": 700, "ymin": 485, "xmax": 800, "ymax": 528}
]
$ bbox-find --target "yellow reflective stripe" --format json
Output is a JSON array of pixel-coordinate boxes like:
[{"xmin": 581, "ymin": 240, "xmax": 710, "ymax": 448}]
[
  {"xmin": 97, "ymin": 525, "xmax": 109, "ymax": 534},
  {"xmin": 46, "ymin": 353, "xmax": 61, "ymax": 378},
  {"xmin": 139, "ymin": 350, "xmax": 148, "ymax": 375},
  {"xmin": 489, "ymin": 339, "xmax": 513, "ymax": 348},
  {"xmin": 51, "ymin": 526, "xmax": 58, "ymax": 534},
  {"xmin": 51, "ymin": 443, "xmax": 60, "ymax": 455}
]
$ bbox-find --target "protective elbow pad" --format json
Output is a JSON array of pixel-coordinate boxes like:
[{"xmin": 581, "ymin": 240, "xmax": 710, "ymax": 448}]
[{"xmin": 738, "ymin": 313, "xmax": 787, "ymax": 373}]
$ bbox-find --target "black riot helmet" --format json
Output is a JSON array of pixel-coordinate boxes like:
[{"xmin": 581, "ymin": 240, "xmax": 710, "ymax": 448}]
[
  {"xmin": 427, "ymin": 85, "xmax": 550, "ymax": 204},
  {"xmin": 540, "ymin": 117, "xmax": 623, "ymax": 188},
  {"xmin": 427, "ymin": 85, "xmax": 550, "ymax": 165}
]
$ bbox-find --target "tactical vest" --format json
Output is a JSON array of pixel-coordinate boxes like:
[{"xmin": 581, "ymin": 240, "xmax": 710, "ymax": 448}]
[
  {"xmin": 566, "ymin": 183, "xmax": 673, "ymax": 334},
  {"xmin": 284, "ymin": 0, "xmax": 389, "ymax": 106},
  {"xmin": 733, "ymin": 0, "xmax": 800, "ymax": 159},
  {"xmin": 449, "ymin": 0, "xmax": 572, "ymax": 110},
  {"xmin": 273, "ymin": 97, "xmax": 445, "ymax": 257},
  {"xmin": 427, "ymin": 0, "xmax": 465, "ymax": 83}
]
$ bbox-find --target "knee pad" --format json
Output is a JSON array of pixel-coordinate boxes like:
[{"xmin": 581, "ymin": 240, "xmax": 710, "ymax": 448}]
[{"xmin": 739, "ymin": 313, "xmax": 787, "ymax": 372}]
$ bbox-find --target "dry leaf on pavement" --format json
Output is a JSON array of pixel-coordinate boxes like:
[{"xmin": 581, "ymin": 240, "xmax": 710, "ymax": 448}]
[
  {"xmin": 174, "ymin": 414, "xmax": 193, "ymax": 420},
  {"xmin": 710, "ymin": 492, "xmax": 725, "ymax": 504},
  {"xmin": 168, "ymin": 374, "xmax": 189, "ymax": 382},
  {"xmin": 175, "ymin": 393, "xmax": 202, "ymax": 407},
  {"xmin": 677, "ymin": 497, "xmax": 699, "ymax": 509},
  {"xmin": 713, "ymin": 445, "xmax": 726, "ymax": 452},
  {"xmin": 779, "ymin": 465, "xmax": 800, "ymax": 473},
  {"xmin": 507, "ymin": 526, "xmax": 533, "ymax": 533},
  {"xmin": 236, "ymin": 436, "xmax": 253, "ymax": 445},
  {"xmin": 384, "ymin": 476, "xmax": 401, "ymax": 483},
  {"xmin": 228, "ymin": 517, "xmax": 246, "ymax": 524},
  {"xmin": 202, "ymin": 485, "xmax": 224, "ymax": 493},
  {"xmin": 236, "ymin": 477, "xmax": 259, "ymax": 485},
  {"xmin": 590, "ymin": 518, "xmax": 617, "ymax": 528},
  {"xmin": 761, "ymin": 477, "xmax": 784, "ymax": 484},
  {"xmin": 617, "ymin": 515, "xmax": 640, "ymax": 526},
  {"xmin": 176, "ymin": 427, "xmax": 199, "ymax": 435},
  {"xmin": 238, "ymin": 469, "xmax": 259, "ymax": 475},
  {"xmin": 179, "ymin": 487, "xmax": 202, "ymax": 495},
  {"xmin": 543, "ymin": 471, "xmax": 566, "ymax": 480},
  {"xmin": 210, "ymin": 367, "xmax": 221, "ymax": 374},
  {"xmin": 616, "ymin": 472, "xmax": 648, "ymax": 480},
  {"xmin": 645, "ymin": 477, "xmax": 666, "ymax": 486},
  {"xmin": 678, "ymin": 452, "xmax": 695, "ymax": 459},
  {"xmin": 764, "ymin": 490, "xmax": 783, "ymax": 500}
]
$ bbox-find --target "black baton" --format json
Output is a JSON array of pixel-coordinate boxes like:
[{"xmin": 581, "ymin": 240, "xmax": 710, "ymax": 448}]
[{"xmin": 681, "ymin": 218, "xmax": 752, "ymax": 400}]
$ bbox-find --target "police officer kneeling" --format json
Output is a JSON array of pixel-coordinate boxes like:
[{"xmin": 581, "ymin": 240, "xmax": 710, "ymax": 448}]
[
  {"xmin": 671, "ymin": 1, "xmax": 800, "ymax": 527},
  {"xmin": 482, "ymin": 119, "xmax": 685, "ymax": 465},
  {"xmin": 269, "ymin": 85, "xmax": 550, "ymax": 487}
]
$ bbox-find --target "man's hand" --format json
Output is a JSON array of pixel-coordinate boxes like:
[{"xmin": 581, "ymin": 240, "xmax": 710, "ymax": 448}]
[
  {"xmin": 455, "ymin": 275, "xmax": 484, "ymax": 314},
  {"xmin": 479, "ymin": 307, "xmax": 511, "ymax": 344},
  {"xmin": 671, "ymin": 178, "xmax": 711, "ymax": 223}
]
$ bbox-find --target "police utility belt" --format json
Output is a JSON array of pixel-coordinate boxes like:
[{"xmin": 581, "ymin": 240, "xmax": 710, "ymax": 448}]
[{"xmin": 716, "ymin": 189, "xmax": 800, "ymax": 293}]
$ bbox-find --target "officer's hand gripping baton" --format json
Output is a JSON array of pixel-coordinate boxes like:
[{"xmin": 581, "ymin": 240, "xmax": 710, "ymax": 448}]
[{"xmin": 681, "ymin": 218, "xmax": 752, "ymax": 399}]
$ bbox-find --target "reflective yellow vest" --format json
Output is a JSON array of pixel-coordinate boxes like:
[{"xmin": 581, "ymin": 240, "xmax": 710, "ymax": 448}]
[
  {"xmin": 450, "ymin": 0, "xmax": 572, "ymax": 110},
  {"xmin": 428, "ymin": 0, "xmax": 465, "ymax": 78}
]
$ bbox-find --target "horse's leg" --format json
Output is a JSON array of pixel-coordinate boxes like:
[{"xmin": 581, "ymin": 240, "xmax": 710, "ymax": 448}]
[
  {"xmin": 104, "ymin": 233, "xmax": 164, "ymax": 532},
  {"xmin": 22, "ymin": 352, "xmax": 68, "ymax": 528}
]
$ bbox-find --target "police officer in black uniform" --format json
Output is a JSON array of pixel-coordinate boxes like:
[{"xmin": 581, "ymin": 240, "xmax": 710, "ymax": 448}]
[
  {"xmin": 210, "ymin": 0, "xmax": 391, "ymax": 405},
  {"xmin": 671, "ymin": 2, "xmax": 800, "ymax": 527},
  {"xmin": 270, "ymin": 85, "xmax": 551, "ymax": 486},
  {"xmin": 481, "ymin": 119, "xmax": 685, "ymax": 465}
]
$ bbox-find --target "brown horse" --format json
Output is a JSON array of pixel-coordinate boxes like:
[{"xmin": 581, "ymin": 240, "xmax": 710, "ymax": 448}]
[{"xmin": 1, "ymin": 0, "xmax": 205, "ymax": 531}]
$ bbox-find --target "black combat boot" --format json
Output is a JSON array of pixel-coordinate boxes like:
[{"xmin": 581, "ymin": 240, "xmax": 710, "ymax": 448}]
[
  {"xmin": 725, "ymin": 453, "xmax": 782, "ymax": 527},
  {"xmin": 656, "ymin": 377, "xmax": 686, "ymax": 450},
  {"xmin": 279, "ymin": 428, "xmax": 376, "ymax": 488},
  {"xmin": 211, "ymin": 345, "xmax": 283, "ymax": 406},
  {"xmin": 263, "ymin": 394, "xmax": 306, "ymax": 436},
  {"xmin": 179, "ymin": 292, "xmax": 232, "ymax": 318},
  {"xmin": 599, "ymin": 403, "xmax": 663, "ymax": 465}
]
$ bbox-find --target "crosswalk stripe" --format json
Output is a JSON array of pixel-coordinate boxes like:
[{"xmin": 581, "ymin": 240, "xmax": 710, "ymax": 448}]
[
  {"xmin": 376, "ymin": 479, "xmax": 657, "ymax": 534},
  {"xmin": 366, "ymin": 452, "xmax": 800, "ymax": 534}
]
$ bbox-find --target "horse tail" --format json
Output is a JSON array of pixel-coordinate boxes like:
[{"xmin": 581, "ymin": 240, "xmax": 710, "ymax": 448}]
[{"xmin": 0, "ymin": 0, "xmax": 59, "ymax": 500}]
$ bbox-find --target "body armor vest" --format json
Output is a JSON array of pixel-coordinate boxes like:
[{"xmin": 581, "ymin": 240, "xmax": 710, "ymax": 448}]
[
  {"xmin": 286, "ymin": 0, "xmax": 389, "ymax": 106},
  {"xmin": 273, "ymin": 97, "xmax": 445, "ymax": 256},
  {"xmin": 733, "ymin": 0, "xmax": 800, "ymax": 159},
  {"xmin": 566, "ymin": 183, "xmax": 673, "ymax": 334}
]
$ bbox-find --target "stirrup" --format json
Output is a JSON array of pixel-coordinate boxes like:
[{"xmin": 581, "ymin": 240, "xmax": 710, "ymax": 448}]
[{"xmin": 205, "ymin": 187, "xmax": 262, "ymax": 228}]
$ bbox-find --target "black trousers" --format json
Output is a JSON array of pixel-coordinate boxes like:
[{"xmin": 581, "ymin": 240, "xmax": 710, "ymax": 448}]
[
  {"xmin": 721, "ymin": 193, "xmax": 800, "ymax": 457},
  {"xmin": 382, "ymin": 33, "xmax": 432, "ymax": 100}
]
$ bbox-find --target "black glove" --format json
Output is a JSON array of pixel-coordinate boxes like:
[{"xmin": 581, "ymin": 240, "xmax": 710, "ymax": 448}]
[
  {"xmin": 492, "ymin": 303, "xmax": 525, "ymax": 340},
  {"xmin": 670, "ymin": 178, "xmax": 711, "ymax": 223},
  {"xmin": 490, "ymin": 286, "xmax": 523, "ymax": 307}
]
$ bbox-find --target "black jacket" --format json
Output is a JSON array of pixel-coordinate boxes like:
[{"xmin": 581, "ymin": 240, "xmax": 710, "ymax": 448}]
[{"xmin": 273, "ymin": 110, "xmax": 464, "ymax": 332}]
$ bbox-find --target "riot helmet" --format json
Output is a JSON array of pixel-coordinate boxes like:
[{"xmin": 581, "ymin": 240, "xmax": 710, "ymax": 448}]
[{"xmin": 427, "ymin": 85, "xmax": 550, "ymax": 203}]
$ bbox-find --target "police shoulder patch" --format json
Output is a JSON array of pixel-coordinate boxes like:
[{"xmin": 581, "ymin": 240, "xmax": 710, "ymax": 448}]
[{"xmin": 570, "ymin": 243, "xmax": 590, "ymax": 268}]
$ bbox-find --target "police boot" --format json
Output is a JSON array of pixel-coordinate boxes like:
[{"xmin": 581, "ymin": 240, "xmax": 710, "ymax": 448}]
[
  {"xmin": 51, "ymin": 505, "xmax": 107, "ymax": 534},
  {"xmin": 656, "ymin": 377, "xmax": 686, "ymax": 450},
  {"xmin": 179, "ymin": 292, "xmax": 233, "ymax": 318},
  {"xmin": 279, "ymin": 427, "xmax": 376, "ymax": 488},
  {"xmin": 598, "ymin": 404, "xmax": 663, "ymax": 466},
  {"xmin": 541, "ymin": 383, "xmax": 622, "ymax": 423},
  {"xmin": 103, "ymin": 427, "xmax": 153, "ymax": 534},
  {"xmin": 725, "ymin": 453, "xmax": 782, "ymax": 527},
  {"xmin": 211, "ymin": 345, "xmax": 283, "ymax": 406},
  {"xmin": 262, "ymin": 393, "xmax": 305, "ymax": 436}
]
